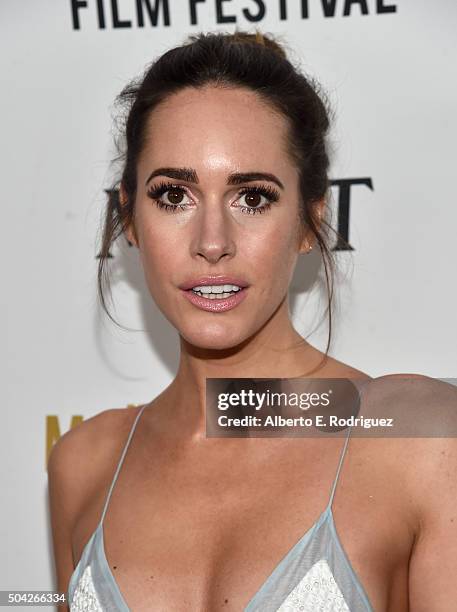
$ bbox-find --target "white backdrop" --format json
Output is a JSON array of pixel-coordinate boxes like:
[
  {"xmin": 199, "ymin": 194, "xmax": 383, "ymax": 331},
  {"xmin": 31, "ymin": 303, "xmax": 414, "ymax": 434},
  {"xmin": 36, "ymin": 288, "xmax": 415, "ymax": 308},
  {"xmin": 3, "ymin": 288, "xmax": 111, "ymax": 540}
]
[{"xmin": 2, "ymin": 0, "xmax": 456, "ymax": 606}]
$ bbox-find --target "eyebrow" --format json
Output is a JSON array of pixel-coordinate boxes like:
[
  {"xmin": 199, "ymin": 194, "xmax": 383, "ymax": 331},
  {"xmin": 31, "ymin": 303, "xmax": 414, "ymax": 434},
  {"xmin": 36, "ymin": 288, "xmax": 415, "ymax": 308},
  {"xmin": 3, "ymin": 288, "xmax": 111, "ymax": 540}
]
[{"xmin": 145, "ymin": 167, "xmax": 284, "ymax": 190}]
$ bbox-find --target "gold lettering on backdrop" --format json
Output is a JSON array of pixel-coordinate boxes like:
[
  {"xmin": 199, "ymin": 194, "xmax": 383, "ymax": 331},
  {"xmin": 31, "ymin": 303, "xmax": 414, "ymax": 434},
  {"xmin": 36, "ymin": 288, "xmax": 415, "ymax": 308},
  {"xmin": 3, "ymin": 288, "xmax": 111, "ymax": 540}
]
[
  {"xmin": 46, "ymin": 415, "xmax": 83, "ymax": 467},
  {"xmin": 45, "ymin": 404, "xmax": 140, "ymax": 468}
]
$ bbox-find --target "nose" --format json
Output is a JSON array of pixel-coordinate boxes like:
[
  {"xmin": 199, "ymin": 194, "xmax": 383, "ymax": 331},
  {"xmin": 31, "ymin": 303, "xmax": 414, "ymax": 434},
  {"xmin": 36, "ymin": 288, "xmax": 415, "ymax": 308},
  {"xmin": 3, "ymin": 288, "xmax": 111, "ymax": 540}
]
[{"xmin": 190, "ymin": 197, "xmax": 236, "ymax": 264}]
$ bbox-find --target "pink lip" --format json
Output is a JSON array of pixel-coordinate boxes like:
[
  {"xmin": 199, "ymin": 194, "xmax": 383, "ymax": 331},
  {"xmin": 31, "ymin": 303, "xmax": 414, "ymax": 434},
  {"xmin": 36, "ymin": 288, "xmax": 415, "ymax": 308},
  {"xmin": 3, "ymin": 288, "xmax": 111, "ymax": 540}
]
[
  {"xmin": 178, "ymin": 275, "xmax": 249, "ymax": 291},
  {"xmin": 181, "ymin": 286, "xmax": 248, "ymax": 312}
]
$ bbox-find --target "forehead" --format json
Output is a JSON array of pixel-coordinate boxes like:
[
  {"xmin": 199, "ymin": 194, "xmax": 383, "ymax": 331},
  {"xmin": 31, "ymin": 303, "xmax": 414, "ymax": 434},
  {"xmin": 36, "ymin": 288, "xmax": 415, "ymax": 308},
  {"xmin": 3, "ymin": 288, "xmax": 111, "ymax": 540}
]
[{"xmin": 138, "ymin": 85, "xmax": 294, "ymax": 176}]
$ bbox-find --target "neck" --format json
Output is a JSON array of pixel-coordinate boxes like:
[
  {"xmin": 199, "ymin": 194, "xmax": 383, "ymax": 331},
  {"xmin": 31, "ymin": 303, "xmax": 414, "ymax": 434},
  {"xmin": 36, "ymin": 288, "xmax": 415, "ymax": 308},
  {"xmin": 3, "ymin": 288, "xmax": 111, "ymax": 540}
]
[{"xmin": 154, "ymin": 302, "xmax": 330, "ymax": 441}]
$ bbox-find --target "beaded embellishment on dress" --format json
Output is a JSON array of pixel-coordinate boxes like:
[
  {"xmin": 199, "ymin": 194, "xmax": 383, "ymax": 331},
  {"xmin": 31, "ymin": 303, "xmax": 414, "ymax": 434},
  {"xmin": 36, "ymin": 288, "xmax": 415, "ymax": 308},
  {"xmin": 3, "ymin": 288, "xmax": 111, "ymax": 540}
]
[
  {"xmin": 70, "ymin": 565, "xmax": 103, "ymax": 612},
  {"xmin": 277, "ymin": 559, "xmax": 350, "ymax": 611}
]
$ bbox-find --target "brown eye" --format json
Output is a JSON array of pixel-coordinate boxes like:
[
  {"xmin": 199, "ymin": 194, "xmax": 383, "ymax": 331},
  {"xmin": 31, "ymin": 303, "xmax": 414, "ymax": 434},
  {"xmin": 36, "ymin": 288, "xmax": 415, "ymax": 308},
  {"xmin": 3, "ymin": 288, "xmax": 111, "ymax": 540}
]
[
  {"xmin": 244, "ymin": 192, "xmax": 262, "ymax": 209},
  {"xmin": 167, "ymin": 188, "xmax": 185, "ymax": 205},
  {"xmin": 236, "ymin": 186, "xmax": 279, "ymax": 215},
  {"xmin": 146, "ymin": 182, "xmax": 192, "ymax": 212}
]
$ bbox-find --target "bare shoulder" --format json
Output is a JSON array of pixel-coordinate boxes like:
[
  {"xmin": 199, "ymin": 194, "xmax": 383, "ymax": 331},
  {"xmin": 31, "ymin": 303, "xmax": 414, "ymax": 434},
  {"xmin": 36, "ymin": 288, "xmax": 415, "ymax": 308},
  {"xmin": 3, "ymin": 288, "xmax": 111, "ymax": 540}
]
[
  {"xmin": 48, "ymin": 405, "xmax": 135, "ymax": 488},
  {"xmin": 47, "ymin": 403, "xmax": 146, "ymax": 524},
  {"xmin": 360, "ymin": 373, "xmax": 457, "ymax": 509},
  {"xmin": 361, "ymin": 372, "xmax": 457, "ymax": 425},
  {"xmin": 362, "ymin": 371, "xmax": 456, "ymax": 399},
  {"xmin": 47, "ymin": 404, "xmax": 138, "ymax": 600}
]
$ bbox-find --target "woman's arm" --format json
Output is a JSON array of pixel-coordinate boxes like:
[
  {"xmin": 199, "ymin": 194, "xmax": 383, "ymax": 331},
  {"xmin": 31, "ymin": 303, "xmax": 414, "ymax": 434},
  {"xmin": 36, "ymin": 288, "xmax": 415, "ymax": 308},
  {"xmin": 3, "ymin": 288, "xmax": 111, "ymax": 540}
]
[
  {"xmin": 47, "ymin": 433, "xmax": 80, "ymax": 612},
  {"xmin": 407, "ymin": 384, "xmax": 457, "ymax": 610},
  {"xmin": 47, "ymin": 406, "xmax": 131, "ymax": 611}
]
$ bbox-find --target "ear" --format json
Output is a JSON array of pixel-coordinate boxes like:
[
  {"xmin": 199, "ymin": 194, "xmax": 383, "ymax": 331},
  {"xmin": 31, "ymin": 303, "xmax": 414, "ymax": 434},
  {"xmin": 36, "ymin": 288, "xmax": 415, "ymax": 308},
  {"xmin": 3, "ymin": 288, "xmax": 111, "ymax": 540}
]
[
  {"xmin": 119, "ymin": 182, "xmax": 139, "ymax": 248},
  {"xmin": 298, "ymin": 198, "xmax": 325, "ymax": 254},
  {"xmin": 298, "ymin": 225, "xmax": 312, "ymax": 255}
]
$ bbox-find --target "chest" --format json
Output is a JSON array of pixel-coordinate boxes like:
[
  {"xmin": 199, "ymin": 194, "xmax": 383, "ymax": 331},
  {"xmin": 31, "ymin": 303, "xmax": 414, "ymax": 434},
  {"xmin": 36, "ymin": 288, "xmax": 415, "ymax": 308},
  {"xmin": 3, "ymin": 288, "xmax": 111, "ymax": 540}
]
[{"xmin": 72, "ymin": 439, "xmax": 414, "ymax": 611}]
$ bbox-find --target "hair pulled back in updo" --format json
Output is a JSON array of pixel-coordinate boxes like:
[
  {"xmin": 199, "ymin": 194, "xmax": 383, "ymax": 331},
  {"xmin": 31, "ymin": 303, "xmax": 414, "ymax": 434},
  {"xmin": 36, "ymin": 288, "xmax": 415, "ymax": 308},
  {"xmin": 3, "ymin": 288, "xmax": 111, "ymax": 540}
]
[{"xmin": 98, "ymin": 28, "xmax": 340, "ymax": 358}]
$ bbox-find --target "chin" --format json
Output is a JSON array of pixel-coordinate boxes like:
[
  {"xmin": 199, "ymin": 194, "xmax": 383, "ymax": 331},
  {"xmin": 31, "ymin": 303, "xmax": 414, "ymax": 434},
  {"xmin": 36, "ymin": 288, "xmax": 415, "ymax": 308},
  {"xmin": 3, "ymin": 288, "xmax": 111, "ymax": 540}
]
[{"xmin": 181, "ymin": 324, "xmax": 250, "ymax": 352}]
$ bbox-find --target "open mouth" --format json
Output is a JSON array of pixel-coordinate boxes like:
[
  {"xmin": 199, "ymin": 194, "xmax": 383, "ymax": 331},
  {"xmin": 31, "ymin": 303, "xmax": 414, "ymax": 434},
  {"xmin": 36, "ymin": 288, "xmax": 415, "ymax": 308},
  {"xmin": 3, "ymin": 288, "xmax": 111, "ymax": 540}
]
[
  {"xmin": 190, "ymin": 285, "xmax": 243, "ymax": 299},
  {"xmin": 181, "ymin": 284, "xmax": 249, "ymax": 312}
]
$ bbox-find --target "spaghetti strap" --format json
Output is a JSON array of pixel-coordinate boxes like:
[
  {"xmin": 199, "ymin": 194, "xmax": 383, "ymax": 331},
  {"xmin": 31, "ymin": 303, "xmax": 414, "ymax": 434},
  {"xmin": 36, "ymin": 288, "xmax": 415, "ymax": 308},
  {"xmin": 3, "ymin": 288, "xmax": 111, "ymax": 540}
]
[
  {"xmin": 99, "ymin": 403, "xmax": 147, "ymax": 526},
  {"xmin": 326, "ymin": 425, "xmax": 352, "ymax": 511},
  {"xmin": 326, "ymin": 377, "xmax": 371, "ymax": 510}
]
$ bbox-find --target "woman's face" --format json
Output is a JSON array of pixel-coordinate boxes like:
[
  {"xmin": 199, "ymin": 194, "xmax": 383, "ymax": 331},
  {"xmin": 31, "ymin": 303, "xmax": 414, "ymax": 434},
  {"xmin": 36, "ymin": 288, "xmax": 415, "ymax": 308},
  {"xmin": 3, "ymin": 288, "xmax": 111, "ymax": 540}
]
[{"xmin": 123, "ymin": 85, "xmax": 310, "ymax": 350}]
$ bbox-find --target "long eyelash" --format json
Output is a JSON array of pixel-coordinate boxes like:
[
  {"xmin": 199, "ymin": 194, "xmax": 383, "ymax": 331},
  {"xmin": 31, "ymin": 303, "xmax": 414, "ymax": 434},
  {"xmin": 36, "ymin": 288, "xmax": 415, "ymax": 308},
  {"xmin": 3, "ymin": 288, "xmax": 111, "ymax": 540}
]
[
  {"xmin": 146, "ymin": 181, "xmax": 188, "ymax": 213},
  {"xmin": 146, "ymin": 181, "xmax": 280, "ymax": 215},
  {"xmin": 238, "ymin": 185, "xmax": 280, "ymax": 215}
]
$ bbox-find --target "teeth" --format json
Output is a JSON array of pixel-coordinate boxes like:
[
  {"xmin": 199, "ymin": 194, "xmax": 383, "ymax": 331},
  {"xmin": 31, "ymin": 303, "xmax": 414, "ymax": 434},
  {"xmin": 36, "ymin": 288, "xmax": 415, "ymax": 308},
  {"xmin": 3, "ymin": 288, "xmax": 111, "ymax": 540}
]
[
  {"xmin": 191, "ymin": 283, "xmax": 244, "ymax": 299},
  {"xmin": 192, "ymin": 284, "xmax": 241, "ymax": 293},
  {"xmin": 208, "ymin": 292, "xmax": 234, "ymax": 299}
]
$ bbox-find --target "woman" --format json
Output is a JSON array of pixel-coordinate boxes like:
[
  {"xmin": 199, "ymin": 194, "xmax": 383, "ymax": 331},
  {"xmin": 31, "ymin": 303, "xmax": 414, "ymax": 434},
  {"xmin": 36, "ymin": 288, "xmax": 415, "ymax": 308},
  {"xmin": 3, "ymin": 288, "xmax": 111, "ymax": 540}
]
[{"xmin": 48, "ymin": 30, "xmax": 457, "ymax": 611}]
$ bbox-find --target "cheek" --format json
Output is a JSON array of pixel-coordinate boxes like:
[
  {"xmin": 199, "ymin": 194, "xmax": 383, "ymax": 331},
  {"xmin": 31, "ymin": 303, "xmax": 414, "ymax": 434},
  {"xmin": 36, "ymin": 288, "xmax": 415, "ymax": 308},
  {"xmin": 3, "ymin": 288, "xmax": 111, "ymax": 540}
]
[
  {"xmin": 244, "ymin": 222, "xmax": 300, "ymax": 287},
  {"xmin": 137, "ymin": 225, "xmax": 180, "ymax": 300}
]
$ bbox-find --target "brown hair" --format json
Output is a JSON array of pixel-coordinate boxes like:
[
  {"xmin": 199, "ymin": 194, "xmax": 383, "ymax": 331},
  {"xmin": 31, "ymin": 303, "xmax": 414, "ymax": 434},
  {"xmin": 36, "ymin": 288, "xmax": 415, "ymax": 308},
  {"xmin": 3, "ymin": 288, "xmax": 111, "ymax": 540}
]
[{"xmin": 98, "ymin": 28, "xmax": 341, "ymax": 361}]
